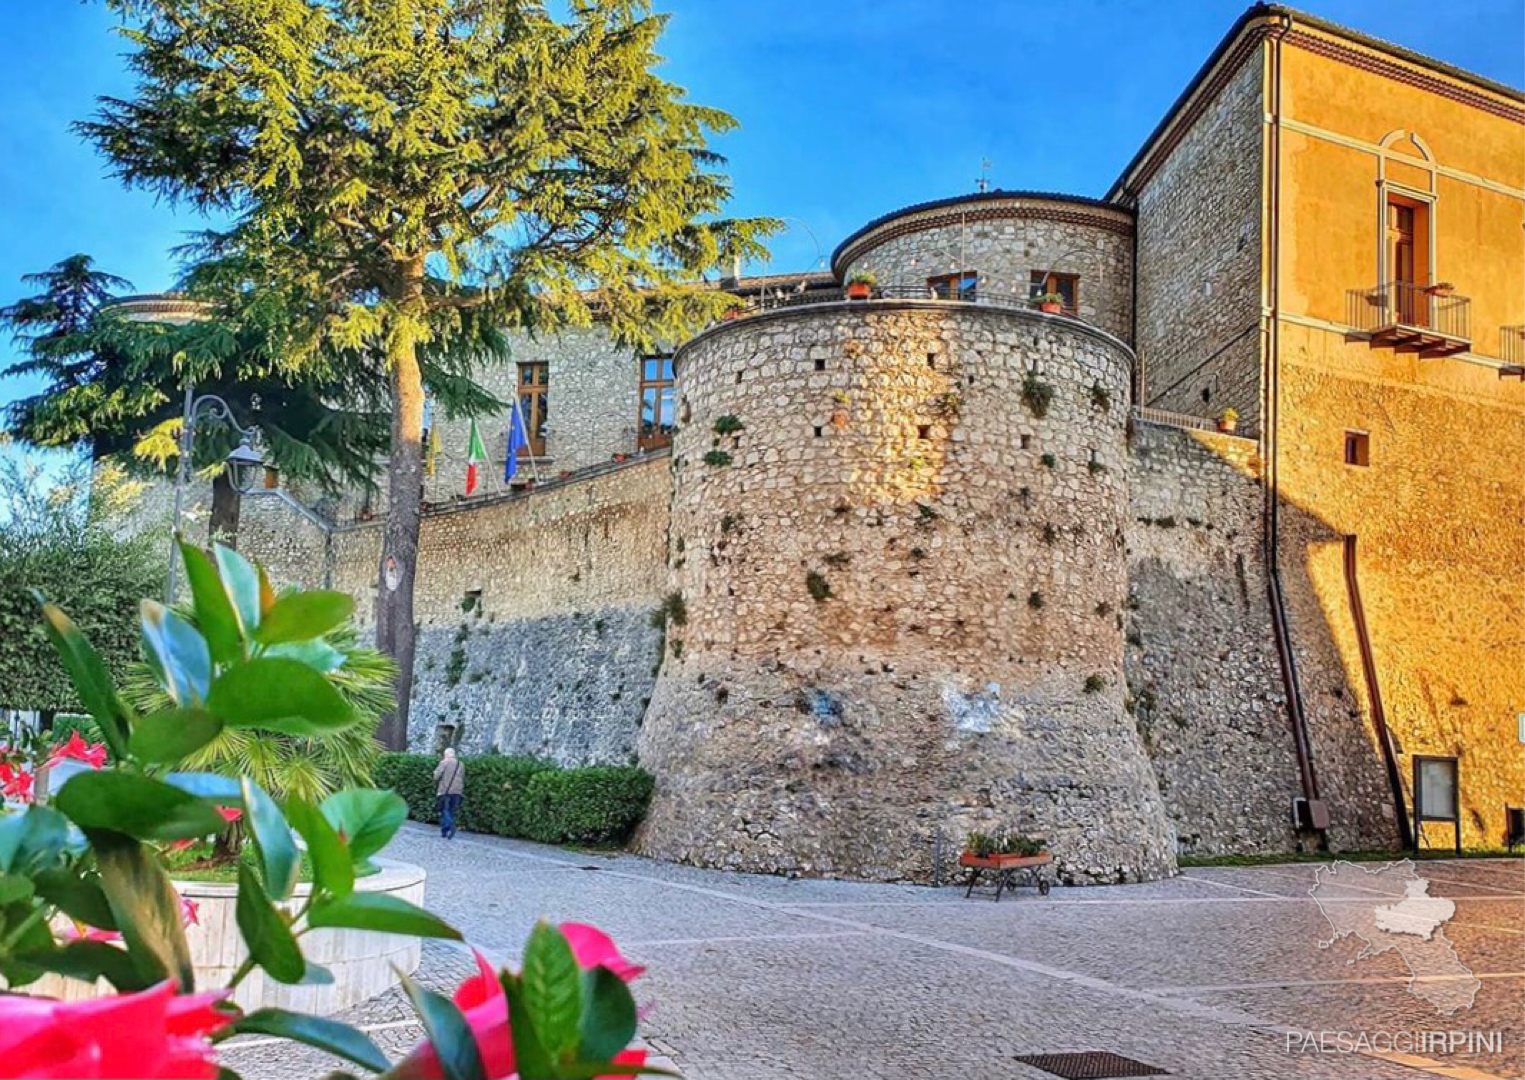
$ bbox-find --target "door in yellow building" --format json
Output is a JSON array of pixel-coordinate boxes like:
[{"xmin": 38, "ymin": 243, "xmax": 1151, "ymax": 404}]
[{"xmin": 1387, "ymin": 197, "xmax": 1429, "ymax": 327}]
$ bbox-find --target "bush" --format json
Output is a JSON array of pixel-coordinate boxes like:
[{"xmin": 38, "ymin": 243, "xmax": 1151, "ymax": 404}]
[
  {"xmin": 374, "ymin": 753, "xmax": 441, "ymax": 823},
  {"xmin": 522, "ymin": 767, "xmax": 655, "ymax": 846},
  {"xmin": 376, "ymin": 753, "xmax": 652, "ymax": 847},
  {"xmin": 48, "ymin": 713, "xmax": 107, "ymax": 747},
  {"xmin": 460, "ymin": 755, "xmax": 545, "ymax": 836}
]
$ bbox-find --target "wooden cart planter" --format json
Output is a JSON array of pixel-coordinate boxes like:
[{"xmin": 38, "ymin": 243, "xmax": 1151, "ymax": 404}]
[{"xmin": 959, "ymin": 850, "xmax": 1053, "ymax": 900}]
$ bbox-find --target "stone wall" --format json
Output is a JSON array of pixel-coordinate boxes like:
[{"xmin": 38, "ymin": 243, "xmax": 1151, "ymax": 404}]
[
  {"xmin": 421, "ymin": 327, "xmax": 641, "ymax": 503},
  {"xmin": 839, "ymin": 196, "xmax": 1135, "ymax": 343},
  {"xmin": 239, "ymin": 457, "xmax": 673, "ymax": 764},
  {"xmin": 1273, "ymin": 321, "xmax": 1525, "ymax": 852},
  {"xmin": 637, "ymin": 301, "xmax": 1176, "ymax": 884},
  {"xmin": 1132, "ymin": 53, "xmax": 1266, "ymax": 432},
  {"xmin": 1125, "ymin": 421, "xmax": 1302, "ymax": 856}
]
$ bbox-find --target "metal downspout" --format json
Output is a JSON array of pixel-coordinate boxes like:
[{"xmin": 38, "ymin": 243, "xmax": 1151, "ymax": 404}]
[
  {"xmin": 1261, "ymin": 15, "xmax": 1326, "ymax": 832},
  {"xmin": 1342, "ymin": 537, "xmax": 1413, "ymax": 847}
]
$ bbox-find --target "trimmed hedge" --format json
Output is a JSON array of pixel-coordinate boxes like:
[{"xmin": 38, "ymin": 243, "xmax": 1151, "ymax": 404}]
[
  {"xmin": 522, "ymin": 768, "xmax": 655, "ymax": 845},
  {"xmin": 374, "ymin": 752, "xmax": 653, "ymax": 847}
]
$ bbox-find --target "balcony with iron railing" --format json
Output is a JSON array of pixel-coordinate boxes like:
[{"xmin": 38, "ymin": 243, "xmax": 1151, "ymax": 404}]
[
  {"xmin": 1345, "ymin": 280, "xmax": 1471, "ymax": 358},
  {"xmin": 723, "ymin": 283, "xmax": 1082, "ymax": 320},
  {"xmin": 1501, "ymin": 325, "xmax": 1525, "ymax": 379}
]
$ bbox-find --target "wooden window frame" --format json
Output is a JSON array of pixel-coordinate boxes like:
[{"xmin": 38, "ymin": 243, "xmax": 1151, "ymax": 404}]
[
  {"xmin": 1029, "ymin": 271, "xmax": 1080, "ymax": 315},
  {"xmin": 1344, "ymin": 430, "xmax": 1370, "ymax": 467},
  {"xmin": 638, "ymin": 355, "xmax": 676, "ymax": 450},
  {"xmin": 927, "ymin": 271, "xmax": 978, "ymax": 302},
  {"xmin": 516, "ymin": 362, "xmax": 549, "ymax": 458}
]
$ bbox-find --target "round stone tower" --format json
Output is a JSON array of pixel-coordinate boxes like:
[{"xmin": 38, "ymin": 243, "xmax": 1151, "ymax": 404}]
[{"xmin": 636, "ymin": 197, "xmax": 1175, "ymax": 885}]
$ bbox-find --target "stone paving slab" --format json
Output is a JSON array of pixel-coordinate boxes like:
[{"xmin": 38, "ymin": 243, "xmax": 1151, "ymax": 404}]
[{"xmin": 224, "ymin": 827, "xmax": 1524, "ymax": 1080}]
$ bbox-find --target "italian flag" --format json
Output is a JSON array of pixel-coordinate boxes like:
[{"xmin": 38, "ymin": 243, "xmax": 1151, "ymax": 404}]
[{"xmin": 465, "ymin": 419, "xmax": 488, "ymax": 495}]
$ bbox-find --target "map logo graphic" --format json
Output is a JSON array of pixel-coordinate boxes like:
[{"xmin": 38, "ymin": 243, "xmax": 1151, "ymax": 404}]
[{"xmin": 1309, "ymin": 859, "xmax": 1479, "ymax": 1015}]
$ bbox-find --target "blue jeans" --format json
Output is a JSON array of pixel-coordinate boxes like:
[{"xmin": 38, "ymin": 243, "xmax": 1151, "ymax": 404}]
[{"xmin": 438, "ymin": 794, "xmax": 462, "ymax": 837}]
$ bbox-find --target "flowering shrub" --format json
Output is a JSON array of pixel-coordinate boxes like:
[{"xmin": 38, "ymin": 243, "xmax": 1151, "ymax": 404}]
[{"xmin": 0, "ymin": 542, "xmax": 655, "ymax": 1079}]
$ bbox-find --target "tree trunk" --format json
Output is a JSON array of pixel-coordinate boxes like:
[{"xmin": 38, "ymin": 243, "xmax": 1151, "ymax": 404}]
[
  {"xmin": 375, "ymin": 261, "xmax": 428, "ymax": 751},
  {"xmin": 209, "ymin": 469, "xmax": 241, "ymax": 547}
]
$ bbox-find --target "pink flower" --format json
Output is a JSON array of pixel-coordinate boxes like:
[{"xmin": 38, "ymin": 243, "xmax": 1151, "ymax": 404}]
[
  {"xmin": 0, "ymin": 980, "xmax": 230, "ymax": 1079},
  {"xmin": 400, "ymin": 950, "xmax": 516, "ymax": 1080},
  {"xmin": 215, "ymin": 806, "xmax": 242, "ymax": 824},
  {"xmin": 60, "ymin": 895, "xmax": 196, "ymax": 944},
  {"xmin": 56, "ymin": 922, "xmax": 122, "ymax": 944},
  {"xmin": 561, "ymin": 922, "xmax": 646, "ymax": 983},
  {"xmin": 1, "ymin": 762, "xmax": 35, "ymax": 803},
  {"xmin": 400, "ymin": 929, "xmax": 645, "ymax": 1080},
  {"xmin": 47, "ymin": 732, "xmax": 108, "ymax": 771}
]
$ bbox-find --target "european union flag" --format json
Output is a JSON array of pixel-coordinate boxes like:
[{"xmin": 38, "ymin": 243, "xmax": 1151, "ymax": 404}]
[{"xmin": 506, "ymin": 399, "xmax": 529, "ymax": 480}]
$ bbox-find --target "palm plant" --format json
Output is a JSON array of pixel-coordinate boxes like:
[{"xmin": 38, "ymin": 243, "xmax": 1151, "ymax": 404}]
[{"xmin": 122, "ymin": 625, "xmax": 395, "ymax": 806}]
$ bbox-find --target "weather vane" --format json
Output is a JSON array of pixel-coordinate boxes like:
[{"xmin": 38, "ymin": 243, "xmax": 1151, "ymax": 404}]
[{"xmin": 976, "ymin": 158, "xmax": 991, "ymax": 193}]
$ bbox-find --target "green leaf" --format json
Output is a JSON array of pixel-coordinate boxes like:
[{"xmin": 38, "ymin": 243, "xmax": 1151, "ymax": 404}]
[
  {"xmin": 522, "ymin": 921, "xmax": 583, "ymax": 1060},
  {"xmin": 257, "ymin": 563, "xmax": 278, "ymax": 617},
  {"xmin": 577, "ymin": 965, "xmax": 639, "ymax": 1065},
  {"xmin": 235, "ymin": 863, "xmax": 306, "ymax": 984},
  {"xmin": 141, "ymin": 599, "xmax": 212, "ymax": 705},
  {"xmin": 20, "ymin": 939, "xmax": 151, "ymax": 992},
  {"xmin": 95, "ymin": 833, "xmax": 193, "ymax": 990},
  {"xmin": 55, "ymin": 771, "xmax": 227, "ymax": 842},
  {"xmin": 180, "ymin": 541, "xmax": 243, "ymax": 665},
  {"xmin": 33, "ymin": 868, "xmax": 116, "ymax": 931},
  {"xmin": 0, "ymin": 805, "xmax": 71, "ymax": 875},
  {"xmin": 502, "ymin": 972, "xmax": 556, "ymax": 1080},
  {"xmin": 242, "ymin": 777, "xmax": 299, "ymax": 900},
  {"xmin": 285, "ymin": 797, "xmax": 353, "ymax": 899},
  {"xmin": 208, "ymin": 658, "xmax": 354, "ymax": 734},
  {"xmin": 400, "ymin": 974, "xmax": 487, "ymax": 1080},
  {"xmin": 129, "ymin": 708, "xmax": 225, "ymax": 763},
  {"xmin": 263, "ymin": 640, "xmax": 346, "ymax": 673},
  {"xmin": 298, "ymin": 960, "xmax": 335, "ymax": 985},
  {"xmin": 307, "ymin": 893, "xmax": 461, "ymax": 941},
  {"xmin": 36, "ymin": 601, "xmax": 132, "ymax": 760},
  {"xmin": 254, "ymin": 591, "xmax": 355, "ymax": 645},
  {"xmin": 231, "ymin": 1009, "xmax": 388, "ymax": 1074},
  {"xmin": 0, "ymin": 873, "xmax": 34, "ymax": 904},
  {"xmin": 320, "ymin": 789, "xmax": 406, "ymax": 863},
  {"xmin": 0, "ymin": 912, "xmax": 59, "ymax": 988},
  {"xmin": 214, "ymin": 543, "xmax": 263, "ymax": 636}
]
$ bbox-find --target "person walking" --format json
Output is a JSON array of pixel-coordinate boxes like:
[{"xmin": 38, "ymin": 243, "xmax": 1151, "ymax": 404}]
[{"xmin": 433, "ymin": 747, "xmax": 465, "ymax": 839}]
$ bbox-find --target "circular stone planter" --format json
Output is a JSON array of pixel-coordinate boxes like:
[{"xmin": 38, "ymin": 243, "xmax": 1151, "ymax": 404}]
[{"xmin": 21, "ymin": 858, "xmax": 426, "ymax": 1015}]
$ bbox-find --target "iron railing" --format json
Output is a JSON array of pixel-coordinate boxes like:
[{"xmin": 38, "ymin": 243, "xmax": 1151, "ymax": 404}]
[
  {"xmin": 728, "ymin": 283, "xmax": 1085, "ymax": 319},
  {"xmin": 1502, "ymin": 325, "xmax": 1525, "ymax": 367},
  {"xmin": 1132, "ymin": 406, "xmax": 1220, "ymax": 433},
  {"xmin": 1345, "ymin": 280, "xmax": 1471, "ymax": 342}
]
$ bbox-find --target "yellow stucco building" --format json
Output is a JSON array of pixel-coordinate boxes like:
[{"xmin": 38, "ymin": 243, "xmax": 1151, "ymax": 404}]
[{"xmin": 1113, "ymin": 4, "xmax": 1525, "ymax": 851}]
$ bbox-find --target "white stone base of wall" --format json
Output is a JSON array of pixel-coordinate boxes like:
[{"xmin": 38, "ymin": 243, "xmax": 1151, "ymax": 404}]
[{"xmin": 17, "ymin": 858, "xmax": 426, "ymax": 1015}]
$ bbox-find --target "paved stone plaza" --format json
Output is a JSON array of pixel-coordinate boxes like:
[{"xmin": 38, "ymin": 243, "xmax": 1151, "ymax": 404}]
[{"xmin": 222, "ymin": 827, "xmax": 1523, "ymax": 1080}]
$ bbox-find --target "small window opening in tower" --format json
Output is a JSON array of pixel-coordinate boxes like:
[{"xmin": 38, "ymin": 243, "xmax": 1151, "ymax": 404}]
[{"xmin": 1344, "ymin": 430, "xmax": 1370, "ymax": 467}]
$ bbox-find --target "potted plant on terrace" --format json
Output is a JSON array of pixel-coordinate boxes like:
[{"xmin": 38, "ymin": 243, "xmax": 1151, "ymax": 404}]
[
  {"xmin": 1033, "ymin": 291, "xmax": 1065, "ymax": 315},
  {"xmin": 846, "ymin": 270, "xmax": 876, "ymax": 300},
  {"xmin": 1217, "ymin": 407, "xmax": 1239, "ymax": 434}
]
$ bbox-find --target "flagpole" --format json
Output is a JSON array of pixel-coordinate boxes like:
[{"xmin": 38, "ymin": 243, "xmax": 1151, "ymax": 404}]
[{"xmin": 511, "ymin": 395, "xmax": 542, "ymax": 486}]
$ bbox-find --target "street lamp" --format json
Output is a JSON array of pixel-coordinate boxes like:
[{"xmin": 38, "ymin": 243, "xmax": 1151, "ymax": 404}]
[{"xmin": 166, "ymin": 390, "xmax": 265, "ymax": 603}]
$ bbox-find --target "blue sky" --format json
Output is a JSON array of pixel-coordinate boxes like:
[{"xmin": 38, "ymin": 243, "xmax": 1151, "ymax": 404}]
[{"xmin": 1, "ymin": 0, "xmax": 1520, "ymax": 410}]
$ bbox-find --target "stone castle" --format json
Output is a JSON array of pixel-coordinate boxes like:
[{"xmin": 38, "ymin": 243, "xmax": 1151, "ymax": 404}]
[{"xmin": 166, "ymin": 4, "xmax": 1521, "ymax": 884}]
